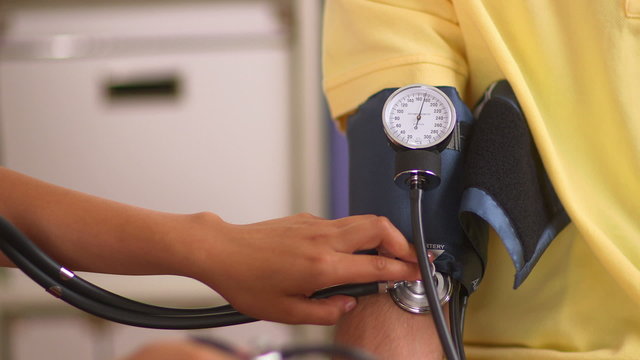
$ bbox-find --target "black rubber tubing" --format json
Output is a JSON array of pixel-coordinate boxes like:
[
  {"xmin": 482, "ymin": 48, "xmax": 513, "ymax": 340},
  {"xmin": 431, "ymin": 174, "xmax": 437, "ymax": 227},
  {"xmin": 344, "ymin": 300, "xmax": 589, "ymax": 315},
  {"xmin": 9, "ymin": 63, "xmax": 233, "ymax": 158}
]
[
  {"xmin": 0, "ymin": 216, "xmax": 381, "ymax": 329},
  {"xmin": 410, "ymin": 186, "xmax": 460, "ymax": 360},
  {"xmin": 0, "ymin": 216, "xmax": 235, "ymax": 316}
]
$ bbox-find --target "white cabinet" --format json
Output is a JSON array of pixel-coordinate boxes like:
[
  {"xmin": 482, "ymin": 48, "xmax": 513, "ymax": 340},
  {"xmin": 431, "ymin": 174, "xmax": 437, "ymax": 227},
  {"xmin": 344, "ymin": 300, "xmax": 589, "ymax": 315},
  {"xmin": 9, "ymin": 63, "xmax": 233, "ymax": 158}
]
[
  {"xmin": 0, "ymin": 1, "xmax": 292, "ymax": 223},
  {"xmin": 0, "ymin": 1, "xmax": 328, "ymax": 359}
]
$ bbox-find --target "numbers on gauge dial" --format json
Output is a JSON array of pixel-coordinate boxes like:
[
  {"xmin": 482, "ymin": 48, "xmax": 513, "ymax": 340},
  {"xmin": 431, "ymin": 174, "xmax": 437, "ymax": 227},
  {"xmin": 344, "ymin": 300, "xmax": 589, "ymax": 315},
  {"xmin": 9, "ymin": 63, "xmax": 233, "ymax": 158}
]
[{"xmin": 387, "ymin": 92, "xmax": 452, "ymax": 148}]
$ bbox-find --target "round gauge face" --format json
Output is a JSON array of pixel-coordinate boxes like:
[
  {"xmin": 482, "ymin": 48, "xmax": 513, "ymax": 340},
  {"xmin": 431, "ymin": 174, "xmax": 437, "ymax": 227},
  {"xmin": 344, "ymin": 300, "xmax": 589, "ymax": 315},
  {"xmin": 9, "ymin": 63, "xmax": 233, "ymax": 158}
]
[{"xmin": 382, "ymin": 84, "xmax": 457, "ymax": 149}]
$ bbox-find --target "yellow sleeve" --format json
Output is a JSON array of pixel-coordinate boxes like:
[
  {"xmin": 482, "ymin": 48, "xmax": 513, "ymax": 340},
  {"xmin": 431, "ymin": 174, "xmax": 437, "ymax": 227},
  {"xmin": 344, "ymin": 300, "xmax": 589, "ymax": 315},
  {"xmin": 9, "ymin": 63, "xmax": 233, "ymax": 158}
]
[{"xmin": 322, "ymin": 0, "xmax": 469, "ymax": 128}]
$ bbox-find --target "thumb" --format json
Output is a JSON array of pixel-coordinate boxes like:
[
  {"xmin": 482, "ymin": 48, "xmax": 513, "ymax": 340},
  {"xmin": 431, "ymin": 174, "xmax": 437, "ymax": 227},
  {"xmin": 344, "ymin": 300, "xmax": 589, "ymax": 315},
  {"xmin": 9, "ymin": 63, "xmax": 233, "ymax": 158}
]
[{"xmin": 284, "ymin": 295, "xmax": 357, "ymax": 325}]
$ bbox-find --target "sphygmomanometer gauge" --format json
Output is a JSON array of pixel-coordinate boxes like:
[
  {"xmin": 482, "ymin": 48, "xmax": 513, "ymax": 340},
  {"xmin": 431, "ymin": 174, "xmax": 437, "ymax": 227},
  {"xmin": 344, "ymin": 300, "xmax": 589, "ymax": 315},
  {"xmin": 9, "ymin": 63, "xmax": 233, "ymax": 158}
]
[{"xmin": 382, "ymin": 84, "xmax": 457, "ymax": 150}]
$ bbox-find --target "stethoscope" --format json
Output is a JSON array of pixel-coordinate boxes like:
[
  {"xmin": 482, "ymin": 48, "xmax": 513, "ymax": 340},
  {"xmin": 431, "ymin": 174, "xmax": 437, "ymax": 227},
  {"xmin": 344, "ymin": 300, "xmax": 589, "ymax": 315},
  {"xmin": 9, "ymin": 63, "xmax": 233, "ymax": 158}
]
[
  {"xmin": 0, "ymin": 216, "xmax": 460, "ymax": 359},
  {"xmin": 0, "ymin": 84, "xmax": 466, "ymax": 360},
  {"xmin": 0, "ymin": 213, "xmax": 398, "ymax": 328},
  {"xmin": 0, "ymin": 216, "xmax": 382, "ymax": 359}
]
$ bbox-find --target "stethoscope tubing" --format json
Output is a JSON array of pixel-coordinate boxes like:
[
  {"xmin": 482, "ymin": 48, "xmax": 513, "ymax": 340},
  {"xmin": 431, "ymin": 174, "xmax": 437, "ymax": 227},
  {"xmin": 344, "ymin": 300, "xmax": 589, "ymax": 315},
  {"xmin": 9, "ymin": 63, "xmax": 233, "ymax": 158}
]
[
  {"xmin": 0, "ymin": 216, "xmax": 381, "ymax": 329},
  {"xmin": 0, "ymin": 224, "xmax": 256, "ymax": 328},
  {"xmin": 0, "ymin": 217, "xmax": 236, "ymax": 316},
  {"xmin": 410, "ymin": 185, "xmax": 461, "ymax": 360}
]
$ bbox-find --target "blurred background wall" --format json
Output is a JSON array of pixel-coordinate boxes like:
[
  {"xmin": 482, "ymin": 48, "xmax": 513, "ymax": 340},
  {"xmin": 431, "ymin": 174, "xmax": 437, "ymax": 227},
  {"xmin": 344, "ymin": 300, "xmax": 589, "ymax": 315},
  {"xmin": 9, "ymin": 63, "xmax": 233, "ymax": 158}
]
[{"xmin": 0, "ymin": 0, "xmax": 348, "ymax": 359}]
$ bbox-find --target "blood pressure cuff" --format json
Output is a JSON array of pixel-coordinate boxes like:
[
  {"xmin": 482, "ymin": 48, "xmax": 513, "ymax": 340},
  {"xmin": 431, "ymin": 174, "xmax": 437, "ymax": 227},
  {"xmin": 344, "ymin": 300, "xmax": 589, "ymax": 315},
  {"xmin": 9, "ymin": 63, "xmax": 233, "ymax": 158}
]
[
  {"xmin": 347, "ymin": 86, "xmax": 485, "ymax": 295},
  {"xmin": 460, "ymin": 80, "xmax": 570, "ymax": 288}
]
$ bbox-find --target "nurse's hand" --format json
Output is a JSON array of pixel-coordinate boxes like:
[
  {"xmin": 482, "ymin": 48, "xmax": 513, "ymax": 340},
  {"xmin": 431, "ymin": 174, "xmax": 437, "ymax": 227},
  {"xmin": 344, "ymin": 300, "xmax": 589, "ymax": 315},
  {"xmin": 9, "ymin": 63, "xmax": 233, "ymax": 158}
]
[{"xmin": 179, "ymin": 212, "xmax": 420, "ymax": 325}]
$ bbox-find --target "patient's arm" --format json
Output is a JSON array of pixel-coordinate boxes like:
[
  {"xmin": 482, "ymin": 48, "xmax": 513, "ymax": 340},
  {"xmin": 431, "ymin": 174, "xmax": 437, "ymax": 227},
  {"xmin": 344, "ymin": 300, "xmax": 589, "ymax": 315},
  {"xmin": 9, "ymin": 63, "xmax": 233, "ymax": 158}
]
[
  {"xmin": 335, "ymin": 292, "xmax": 447, "ymax": 359},
  {"xmin": 119, "ymin": 340, "xmax": 235, "ymax": 360}
]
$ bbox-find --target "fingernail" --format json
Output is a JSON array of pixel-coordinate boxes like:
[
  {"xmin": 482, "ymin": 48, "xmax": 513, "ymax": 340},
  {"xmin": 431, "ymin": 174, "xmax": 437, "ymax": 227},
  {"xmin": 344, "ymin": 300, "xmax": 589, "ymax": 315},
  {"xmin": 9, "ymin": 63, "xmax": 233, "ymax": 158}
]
[{"xmin": 344, "ymin": 298, "xmax": 357, "ymax": 312}]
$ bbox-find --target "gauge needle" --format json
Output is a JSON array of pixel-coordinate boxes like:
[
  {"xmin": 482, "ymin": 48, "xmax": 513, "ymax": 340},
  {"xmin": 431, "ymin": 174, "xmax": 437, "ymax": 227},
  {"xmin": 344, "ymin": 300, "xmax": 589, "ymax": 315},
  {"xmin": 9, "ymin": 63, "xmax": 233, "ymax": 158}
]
[{"xmin": 416, "ymin": 93, "xmax": 427, "ymax": 126}]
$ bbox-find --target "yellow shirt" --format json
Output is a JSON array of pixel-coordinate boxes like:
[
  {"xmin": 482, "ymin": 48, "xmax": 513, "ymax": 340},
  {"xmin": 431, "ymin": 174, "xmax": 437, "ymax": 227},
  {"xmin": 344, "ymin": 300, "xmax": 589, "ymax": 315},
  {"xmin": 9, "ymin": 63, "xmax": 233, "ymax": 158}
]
[{"xmin": 323, "ymin": 1, "xmax": 640, "ymax": 359}]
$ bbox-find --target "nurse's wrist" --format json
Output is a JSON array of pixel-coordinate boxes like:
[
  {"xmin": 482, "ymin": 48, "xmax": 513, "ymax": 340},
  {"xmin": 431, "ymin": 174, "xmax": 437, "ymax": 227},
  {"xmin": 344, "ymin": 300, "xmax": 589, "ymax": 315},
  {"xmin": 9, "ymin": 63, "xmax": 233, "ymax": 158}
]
[{"xmin": 163, "ymin": 211, "xmax": 228, "ymax": 281}]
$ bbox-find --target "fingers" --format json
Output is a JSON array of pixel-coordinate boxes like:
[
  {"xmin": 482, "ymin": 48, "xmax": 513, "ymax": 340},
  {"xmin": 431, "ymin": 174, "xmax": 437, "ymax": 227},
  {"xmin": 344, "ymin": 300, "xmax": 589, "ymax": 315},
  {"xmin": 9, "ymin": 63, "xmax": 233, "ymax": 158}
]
[
  {"xmin": 329, "ymin": 253, "xmax": 421, "ymax": 285},
  {"xmin": 279, "ymin": 295, "xmax": 357, "ymax": 325},
  {"xmin": 328, "ymin": 214, "xmax": 378, "ymax": 227},
  {"xmin": 332, "ymin": 216, "xmax": 417, "ymax": 262}
]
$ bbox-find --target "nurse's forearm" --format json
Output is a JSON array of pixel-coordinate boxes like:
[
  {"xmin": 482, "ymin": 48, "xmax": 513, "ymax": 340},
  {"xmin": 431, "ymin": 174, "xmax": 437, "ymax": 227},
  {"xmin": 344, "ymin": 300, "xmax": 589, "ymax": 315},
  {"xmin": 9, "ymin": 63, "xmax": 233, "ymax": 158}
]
[
  {"xmin": 0, "ymin": 166, "xmax": 424, "ymax": 325},
  {"xmin": 0, "ymin": 166, "xmax": 206, "ymax": 276},
  {"xmin": 335, "ymin": 293, "xmax": 446, "ymax": 359}
]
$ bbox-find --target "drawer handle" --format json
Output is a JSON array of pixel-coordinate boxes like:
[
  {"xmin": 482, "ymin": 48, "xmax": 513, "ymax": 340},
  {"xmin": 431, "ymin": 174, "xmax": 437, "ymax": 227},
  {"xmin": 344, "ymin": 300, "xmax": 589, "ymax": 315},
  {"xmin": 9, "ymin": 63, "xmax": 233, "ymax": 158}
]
[{"xmin": 106, "ymin": 75, "xmax": 180, "ymax": 100}]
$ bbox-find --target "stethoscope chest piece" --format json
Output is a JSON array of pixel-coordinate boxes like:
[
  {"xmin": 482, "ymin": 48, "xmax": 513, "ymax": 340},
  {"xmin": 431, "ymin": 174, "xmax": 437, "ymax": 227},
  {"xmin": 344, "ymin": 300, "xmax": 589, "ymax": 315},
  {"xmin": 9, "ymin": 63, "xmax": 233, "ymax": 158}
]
[{"xmin": 388, "ymin": 273, "xmax": 452, "ymax": 314}]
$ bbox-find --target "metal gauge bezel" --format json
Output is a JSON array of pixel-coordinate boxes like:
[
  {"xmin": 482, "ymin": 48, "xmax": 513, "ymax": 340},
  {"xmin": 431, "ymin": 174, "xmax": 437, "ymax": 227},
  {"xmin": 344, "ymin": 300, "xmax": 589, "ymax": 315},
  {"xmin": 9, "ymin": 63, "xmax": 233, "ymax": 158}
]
[{"xmin": 382, "ymin": 84, "xmax": 457, "ymax": 150}]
